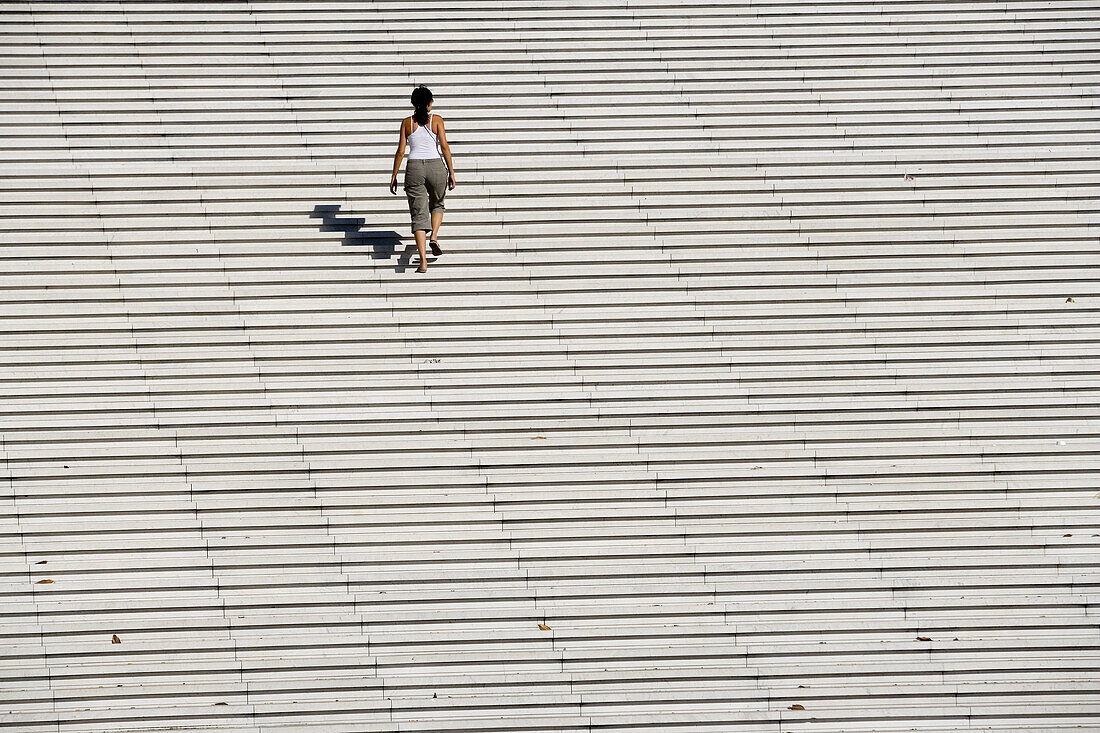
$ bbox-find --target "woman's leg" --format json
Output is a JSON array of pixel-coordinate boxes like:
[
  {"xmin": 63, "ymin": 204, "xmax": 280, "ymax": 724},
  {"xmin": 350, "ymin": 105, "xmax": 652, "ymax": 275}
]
[
  {"xmin": 404, "ymin": 160, "xmax": 431, "ymax": 271},
  {"xmin": 426, "ymin": 158, "xmax": 448, "ymax": 253},
  {"xmin": 430, "ymin": 211, "xmax": 443, "ymax": 242},
  {"xmin": 414, "ymin": 229, "xmax": 428, "ymax": 271}
]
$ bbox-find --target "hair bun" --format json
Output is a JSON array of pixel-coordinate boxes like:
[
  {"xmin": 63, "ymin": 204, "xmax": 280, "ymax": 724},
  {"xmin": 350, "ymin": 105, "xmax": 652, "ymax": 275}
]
[
  {"xmin": 412, "ymin": 85, "xmax": 432, "ymax": 104},
  {"xmin": 410, "ymin": 86, "xmax": 433, "ymax": 124}
]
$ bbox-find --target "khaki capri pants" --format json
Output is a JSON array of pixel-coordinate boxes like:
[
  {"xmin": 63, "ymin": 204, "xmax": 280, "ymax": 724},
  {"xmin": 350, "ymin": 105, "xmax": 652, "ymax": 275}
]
[{"xmin": 403, "ymin": 157, "xmax": 449, "ymax": 233}]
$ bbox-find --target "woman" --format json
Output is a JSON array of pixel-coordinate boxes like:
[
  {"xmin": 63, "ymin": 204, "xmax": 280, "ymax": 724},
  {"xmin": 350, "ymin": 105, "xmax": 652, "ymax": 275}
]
[{"xmin": 389, "ymin": 85, "xmax": 456, "ymax": 273}]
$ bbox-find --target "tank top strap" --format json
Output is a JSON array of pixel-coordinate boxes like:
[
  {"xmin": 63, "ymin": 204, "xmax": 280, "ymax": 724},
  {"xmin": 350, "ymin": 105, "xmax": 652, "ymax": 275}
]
[{"xmin": 412, "ymin": 113, "xmax": 436, "ymax": 137}]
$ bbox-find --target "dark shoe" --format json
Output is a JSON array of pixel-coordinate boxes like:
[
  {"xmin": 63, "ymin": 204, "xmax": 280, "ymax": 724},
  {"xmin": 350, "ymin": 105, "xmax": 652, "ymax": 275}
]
[{"xmin": 429, "ymin": 239, "xmax": 442, "ymax": 256}]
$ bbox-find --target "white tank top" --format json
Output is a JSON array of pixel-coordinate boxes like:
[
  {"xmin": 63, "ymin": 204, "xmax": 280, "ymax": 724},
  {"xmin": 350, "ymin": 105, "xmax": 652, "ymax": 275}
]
[{"xmin": 406, "ymin": 113, "xmax": 441, "ymax": 160}]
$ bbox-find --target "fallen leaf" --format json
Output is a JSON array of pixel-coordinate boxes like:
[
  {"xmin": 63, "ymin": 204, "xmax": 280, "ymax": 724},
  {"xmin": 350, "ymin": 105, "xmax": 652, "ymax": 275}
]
[
  {"xmin": 112, "ymin": 635, "xmax": 121, "ymax": 644},
  {"xmin": 916, "ymin": 636, "xmax": 931, "ymax": 641},
  {"xmin": 1064, "ymin": 534, "xmax": 1072, "ymax": 537},
  {"xmin": 531, "ymin": 436, "xmax": 546, "ymax": 440},
  {"xmin": 1066, "ymin": 297, "xmax": 1075, "ymax": 303},
  {"xmin": 35, "ymin": 560, "xmax": 46, "ymax": 565},
  {"xmin": 36, "ymin": 579, "xmax": 53, "ymax": 584},
  {"xmin": 214, "ymin": 702, "xmax": 228, "ymax": 706},
  {"xmin": 789, "ymin": 704, "xmax": 805, "ymax": 710},
  {"xmin": 538, "ymin": 624, "xmax": 551, "ymax": 631}
]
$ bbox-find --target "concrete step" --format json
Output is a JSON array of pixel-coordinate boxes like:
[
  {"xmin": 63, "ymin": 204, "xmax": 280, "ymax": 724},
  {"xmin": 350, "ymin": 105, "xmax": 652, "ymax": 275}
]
[{"xmin": 6, "ymin": 0, "xmax": 1100, "ymax": 729}]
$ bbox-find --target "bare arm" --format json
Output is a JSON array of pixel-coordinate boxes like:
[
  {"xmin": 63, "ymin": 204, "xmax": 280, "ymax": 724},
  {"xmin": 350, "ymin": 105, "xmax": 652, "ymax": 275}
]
[
  {"xmin": 435, "ymin": 116, "xmax": 455, "ymax": 184},
  {"xmin": 389, "ymin": 118, "xmax": 407, "ymax": 192}
]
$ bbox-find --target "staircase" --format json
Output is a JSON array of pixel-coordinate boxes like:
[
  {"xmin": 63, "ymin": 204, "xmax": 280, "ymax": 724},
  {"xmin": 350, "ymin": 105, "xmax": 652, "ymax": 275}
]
[{"xmin": 3, "ymin": 1, "xmax": 1099, "ymax": 731}]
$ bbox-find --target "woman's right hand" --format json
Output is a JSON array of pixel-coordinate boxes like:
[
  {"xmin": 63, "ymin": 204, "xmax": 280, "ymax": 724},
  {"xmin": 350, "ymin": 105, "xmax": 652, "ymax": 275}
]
[{"xmin": 448, "ymin": 171, "xmax": 456, "ymax": 190}]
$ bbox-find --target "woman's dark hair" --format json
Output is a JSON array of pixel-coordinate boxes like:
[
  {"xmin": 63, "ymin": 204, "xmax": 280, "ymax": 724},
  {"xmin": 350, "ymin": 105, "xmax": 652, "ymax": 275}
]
[{"xmin": 411, "ymin": 85, "xmax": 433, "ymax": 125}]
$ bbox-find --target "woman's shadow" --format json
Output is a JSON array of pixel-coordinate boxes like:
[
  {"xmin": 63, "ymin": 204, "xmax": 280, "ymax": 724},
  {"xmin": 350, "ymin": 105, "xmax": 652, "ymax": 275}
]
[{"xmin": 310, "ymin": 204, "xmax": 422, "ymax": 272}]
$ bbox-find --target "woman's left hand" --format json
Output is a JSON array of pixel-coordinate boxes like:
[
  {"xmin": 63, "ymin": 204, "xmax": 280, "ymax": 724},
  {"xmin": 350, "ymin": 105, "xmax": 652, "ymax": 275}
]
[{"xmin": 389, "ymin": 174, "xmax": 398, "ymax": 195}]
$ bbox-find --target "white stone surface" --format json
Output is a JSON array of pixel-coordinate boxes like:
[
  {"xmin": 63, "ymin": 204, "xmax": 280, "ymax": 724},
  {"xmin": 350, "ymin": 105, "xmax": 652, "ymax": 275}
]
[{"xmin": 1, "ymin": 1, "xmax": 1099, "ymax": 731}]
